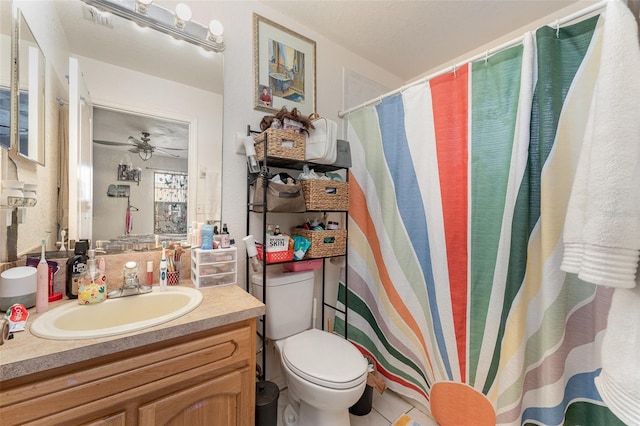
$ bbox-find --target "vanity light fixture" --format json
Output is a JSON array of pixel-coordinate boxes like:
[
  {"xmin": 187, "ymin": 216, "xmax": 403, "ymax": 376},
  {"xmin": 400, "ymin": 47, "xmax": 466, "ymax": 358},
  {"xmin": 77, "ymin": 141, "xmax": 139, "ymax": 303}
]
[{"xmin": 82, "ymin": 0, "xmax": 225, "ymax": 52}]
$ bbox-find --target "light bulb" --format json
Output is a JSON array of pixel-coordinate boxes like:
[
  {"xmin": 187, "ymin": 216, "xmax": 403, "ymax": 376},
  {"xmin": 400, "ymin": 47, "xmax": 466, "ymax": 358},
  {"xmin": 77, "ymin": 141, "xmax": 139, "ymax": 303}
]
[
  {"xmin": 208, "ymin": 19, "xmax": 224, "ymax": 42},
  {"xmin": 174, "ymin": 3, "xmax": 192, "ymax": 29}
]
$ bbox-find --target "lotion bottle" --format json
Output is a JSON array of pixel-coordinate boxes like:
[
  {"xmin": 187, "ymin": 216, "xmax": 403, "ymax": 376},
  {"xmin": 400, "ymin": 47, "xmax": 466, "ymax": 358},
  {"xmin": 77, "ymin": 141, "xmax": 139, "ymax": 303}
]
[
  {"xmin": 36, "ymin": 238, "xmax": 48, "ymax": 313},
  {"xmin": 201, "ymin": 221, "xmax": 214, "ymax": 250},
  {"xmin": 220, "ymin": 223, "xmax": 231, "ymax": 248}
]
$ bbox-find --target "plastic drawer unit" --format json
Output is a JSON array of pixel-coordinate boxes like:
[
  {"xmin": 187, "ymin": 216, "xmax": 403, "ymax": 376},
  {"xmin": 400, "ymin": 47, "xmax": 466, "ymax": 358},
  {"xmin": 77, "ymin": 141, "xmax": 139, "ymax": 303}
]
[{"xmin": 191, "ymin": 247, "xmax": 237, "ymax": 288}]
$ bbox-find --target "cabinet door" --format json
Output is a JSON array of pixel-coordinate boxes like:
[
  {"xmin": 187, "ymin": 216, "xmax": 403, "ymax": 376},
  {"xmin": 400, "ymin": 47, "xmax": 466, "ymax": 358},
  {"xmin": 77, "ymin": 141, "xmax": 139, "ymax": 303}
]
[
  {"xmin": 80, "ymin": 412, "xmax": 126, "ymax": 426},
  {"xmin": 138, "ymin": 370, "xmax": 244, "ymax": 426}
]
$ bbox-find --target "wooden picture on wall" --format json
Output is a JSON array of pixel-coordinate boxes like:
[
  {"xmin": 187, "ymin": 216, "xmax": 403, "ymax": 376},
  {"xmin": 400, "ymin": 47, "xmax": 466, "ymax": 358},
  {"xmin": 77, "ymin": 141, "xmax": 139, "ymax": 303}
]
[{"xmin": 253, "ymin": 14, "xmax": 316, "ymax": 116}]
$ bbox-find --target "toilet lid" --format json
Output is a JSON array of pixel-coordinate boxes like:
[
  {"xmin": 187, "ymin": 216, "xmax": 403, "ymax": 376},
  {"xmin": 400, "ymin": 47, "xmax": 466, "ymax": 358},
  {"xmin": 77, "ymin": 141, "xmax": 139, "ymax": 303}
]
[{"xmin": 281, "ymin": 329, "xmax": 368, "ymax": 389}]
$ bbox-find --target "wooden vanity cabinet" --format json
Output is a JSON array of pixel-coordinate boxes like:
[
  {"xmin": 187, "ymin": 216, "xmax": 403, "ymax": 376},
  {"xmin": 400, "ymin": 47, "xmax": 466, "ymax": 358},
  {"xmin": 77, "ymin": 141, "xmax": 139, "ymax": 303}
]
[{"xmin": 0, "ymin": 319, "xmax": 256, "ymax": 426}]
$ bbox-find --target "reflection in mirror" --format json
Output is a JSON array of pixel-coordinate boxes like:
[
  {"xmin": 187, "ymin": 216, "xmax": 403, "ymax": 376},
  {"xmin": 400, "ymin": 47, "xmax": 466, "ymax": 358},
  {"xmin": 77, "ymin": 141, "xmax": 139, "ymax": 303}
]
[
  {"xmin": 92, "ymin": 106, "xmax": 189, "ymax": 247},
  {"xmin": 0, "ymin": 1, "xmax": 11, "ymax": 150},
  {"xmin": 16, "ymin": 8, "xmax": 46, "ymax": 164},
  {"xmin": 54, "ymin": 0, "xmax": 223, "ymax": 248}
]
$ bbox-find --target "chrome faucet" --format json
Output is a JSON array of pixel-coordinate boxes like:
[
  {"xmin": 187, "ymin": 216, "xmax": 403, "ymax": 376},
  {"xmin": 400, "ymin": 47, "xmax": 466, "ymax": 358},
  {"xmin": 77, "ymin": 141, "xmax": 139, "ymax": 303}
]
[{"xmin": 107, "ymin": 261, "xmax": 152, "ymax": 298}]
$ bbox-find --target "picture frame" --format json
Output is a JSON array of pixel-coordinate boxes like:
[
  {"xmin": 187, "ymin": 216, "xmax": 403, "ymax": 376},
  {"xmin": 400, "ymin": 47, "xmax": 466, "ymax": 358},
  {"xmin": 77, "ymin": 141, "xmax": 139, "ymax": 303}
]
[{"xmin": 253, "ymin": 14, "xmax": 316, "ymax": 116}]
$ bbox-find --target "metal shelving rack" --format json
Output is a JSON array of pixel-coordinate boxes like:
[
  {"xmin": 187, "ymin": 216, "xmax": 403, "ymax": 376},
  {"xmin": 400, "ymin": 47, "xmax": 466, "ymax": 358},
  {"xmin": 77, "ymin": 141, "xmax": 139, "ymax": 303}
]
[{"xmin": 245, "ymin": 125, "xmax": 349, "ymax": 381}]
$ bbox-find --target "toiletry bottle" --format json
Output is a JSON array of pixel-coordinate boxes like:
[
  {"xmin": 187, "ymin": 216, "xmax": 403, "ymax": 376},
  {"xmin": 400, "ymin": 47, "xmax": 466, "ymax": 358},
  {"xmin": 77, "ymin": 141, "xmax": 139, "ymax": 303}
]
[
  {"xmin": 36, "ymin": 238, "xmax": 48, "ymax": 313},
  {"xmin": 159, "ymin": 241, "xmax": 168, "ymax": 291},
  {"xmin": 147, "ymin": 261, "xmax": 154, "ymax": 285},
  {"xmin": 66, "ymin": 240, "xmax": 89, "ymax": 299},
  {"xmin": 220, "ymin": 223, "xmax": 231, "ymax": 248},
  {"xmin": 201, "ymin": 221, "xmax": 214, "ymax": 250}
]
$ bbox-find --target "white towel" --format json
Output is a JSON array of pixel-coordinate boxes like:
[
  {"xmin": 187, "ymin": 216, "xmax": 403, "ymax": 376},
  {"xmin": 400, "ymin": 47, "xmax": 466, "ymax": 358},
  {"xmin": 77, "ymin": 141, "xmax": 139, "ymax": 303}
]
[
  {"xmin": 561, "ymin": 0, "xmax": 640, "ymax": 288},
  {"xmin": 594, "ymin": 283, "xmax": 640, "ymax": 425}
]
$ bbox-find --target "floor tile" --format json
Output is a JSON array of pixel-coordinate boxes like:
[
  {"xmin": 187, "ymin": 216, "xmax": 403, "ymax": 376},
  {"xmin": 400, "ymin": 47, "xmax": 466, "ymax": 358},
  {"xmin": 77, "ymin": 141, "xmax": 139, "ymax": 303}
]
[
  {"xmin": 372, "ymin": 389, "xmax": 414, "ymax": 422},
  {"xmin": 350, "ymin": 408, "xmax": 391, "ymax": 426},
  {"xmin": 405, "ymin": 407, "xmax": 439, "ymax": 426}
]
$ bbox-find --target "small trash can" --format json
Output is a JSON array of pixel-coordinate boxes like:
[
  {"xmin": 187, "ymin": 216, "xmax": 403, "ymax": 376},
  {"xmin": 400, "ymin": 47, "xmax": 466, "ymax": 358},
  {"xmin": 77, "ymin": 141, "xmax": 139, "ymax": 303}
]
[
  {"xmin": 349, "ymin": 384, "xmax": 374, "ymax": 416},
  {"xmin": 255, "ymin": 380, "xmax": 279, "ymax": 426}
]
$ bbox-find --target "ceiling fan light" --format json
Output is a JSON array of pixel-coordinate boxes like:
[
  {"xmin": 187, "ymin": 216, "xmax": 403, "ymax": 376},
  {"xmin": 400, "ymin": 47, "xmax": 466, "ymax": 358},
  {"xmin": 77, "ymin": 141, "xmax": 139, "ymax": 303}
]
[{"xmin": 139, "ymin": 150, "xmax": 152, "ymax": 161}]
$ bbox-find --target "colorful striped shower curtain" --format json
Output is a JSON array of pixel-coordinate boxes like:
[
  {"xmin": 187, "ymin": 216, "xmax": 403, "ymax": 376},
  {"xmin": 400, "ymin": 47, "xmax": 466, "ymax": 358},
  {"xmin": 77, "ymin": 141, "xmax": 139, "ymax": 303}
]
[{"xmin": 337, "ymin": 9, "xmax": 630, "ymax": 426}]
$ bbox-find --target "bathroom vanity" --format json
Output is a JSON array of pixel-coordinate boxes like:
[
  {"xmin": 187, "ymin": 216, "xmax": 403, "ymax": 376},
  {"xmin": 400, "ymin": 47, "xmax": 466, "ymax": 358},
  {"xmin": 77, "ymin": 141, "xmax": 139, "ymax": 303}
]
[{"xmin": 0, "ymin": 284, "xmax": 264, "ymax": 425}]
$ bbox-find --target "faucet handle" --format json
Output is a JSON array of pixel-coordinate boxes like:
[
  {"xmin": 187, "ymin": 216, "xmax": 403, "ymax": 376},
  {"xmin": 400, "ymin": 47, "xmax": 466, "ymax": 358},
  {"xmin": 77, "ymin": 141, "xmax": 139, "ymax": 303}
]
[{"xmin": 123, "ymin": 261, "xmax": 139, "ymax": 286}]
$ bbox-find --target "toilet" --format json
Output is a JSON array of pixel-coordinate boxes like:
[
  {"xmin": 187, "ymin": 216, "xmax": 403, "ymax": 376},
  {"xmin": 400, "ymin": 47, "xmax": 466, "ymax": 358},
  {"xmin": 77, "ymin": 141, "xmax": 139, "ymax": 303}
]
[{"xmin": 252, "ymin": 269, "xmax": 368, "ymax": 426}]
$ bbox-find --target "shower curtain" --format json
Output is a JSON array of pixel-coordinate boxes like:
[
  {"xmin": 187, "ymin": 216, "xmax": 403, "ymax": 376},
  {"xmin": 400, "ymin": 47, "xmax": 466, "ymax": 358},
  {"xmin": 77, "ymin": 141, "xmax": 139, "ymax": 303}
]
[{"xmin": 336, "ymin": 3, "xmax": 638, "ymax": 424}]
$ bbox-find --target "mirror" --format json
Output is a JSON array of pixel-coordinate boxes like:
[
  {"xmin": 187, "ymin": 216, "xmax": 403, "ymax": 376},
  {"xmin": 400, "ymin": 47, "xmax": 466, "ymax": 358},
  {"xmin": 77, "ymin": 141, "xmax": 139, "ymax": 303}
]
[
  {"xmin": 0, "ymin": 1, "xmax": 11, "ymax": 150},
  {"xmin": 92, "ymin": 106, "xmax": 189, "ymax": 246},
  {"xmin": 15, "ymin": 8, "xmax": 46, "ymax": 163},
  {"xmin": 54, "ymin": 0, "xmax": 223, "ymax": 246}
]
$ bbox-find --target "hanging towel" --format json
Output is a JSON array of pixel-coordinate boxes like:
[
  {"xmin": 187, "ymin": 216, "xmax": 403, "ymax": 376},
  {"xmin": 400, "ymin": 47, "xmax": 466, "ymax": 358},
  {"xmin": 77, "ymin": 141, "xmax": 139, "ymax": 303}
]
[
  {"xmin": 561, "ymin": 1, "xmax": 640, "ymax": 423},
  {"xmin": 204, "ymin": 169, "xmax": 221, "ymax": 221},
  {"xmin": 561, "ymin": 0, "xmax": 640, "ymax": 288},
  {"xmin": 594, "ymin": 281, "xmax": 640, "ymax": 425}
]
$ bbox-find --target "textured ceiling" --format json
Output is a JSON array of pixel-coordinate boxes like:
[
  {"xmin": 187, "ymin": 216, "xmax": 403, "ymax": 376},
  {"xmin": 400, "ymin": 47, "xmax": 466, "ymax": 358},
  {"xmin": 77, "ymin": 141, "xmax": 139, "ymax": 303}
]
[{"xmin": 261, "ymin": 0, "xmax": 601, "ymax": 81}]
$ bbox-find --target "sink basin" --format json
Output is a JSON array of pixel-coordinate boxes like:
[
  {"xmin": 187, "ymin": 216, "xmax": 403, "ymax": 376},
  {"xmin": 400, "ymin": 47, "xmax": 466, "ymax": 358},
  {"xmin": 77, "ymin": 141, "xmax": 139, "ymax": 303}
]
[{"xmin": 30, "ymin": 286, "xmax": 203, "ymax": 340}]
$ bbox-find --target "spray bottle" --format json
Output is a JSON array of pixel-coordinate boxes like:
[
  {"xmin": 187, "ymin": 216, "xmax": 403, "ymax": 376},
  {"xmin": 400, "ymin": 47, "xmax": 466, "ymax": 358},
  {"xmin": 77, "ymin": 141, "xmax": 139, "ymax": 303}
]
[
  {"xmin": 159, "ymin": 241, "xmax": 168, "ymax": 291},
  {"xmin": 36, "ymin": 238, "xmax": 48, "ymax": 313}
]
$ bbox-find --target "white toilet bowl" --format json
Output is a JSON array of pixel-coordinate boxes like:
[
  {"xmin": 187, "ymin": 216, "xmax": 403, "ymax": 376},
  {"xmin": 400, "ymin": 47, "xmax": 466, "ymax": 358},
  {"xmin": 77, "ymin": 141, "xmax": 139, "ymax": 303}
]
[{"xmin": 275, "ymin": 328, "xmax": 368, "ymax": 426}]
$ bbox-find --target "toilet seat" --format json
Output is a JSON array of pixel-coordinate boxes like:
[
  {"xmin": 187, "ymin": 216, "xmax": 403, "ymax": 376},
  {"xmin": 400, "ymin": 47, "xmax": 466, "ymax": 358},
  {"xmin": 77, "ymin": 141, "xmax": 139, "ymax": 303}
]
[{"xmin": 281, "ymin": 329, "xmax": 368, "ymax": 390}]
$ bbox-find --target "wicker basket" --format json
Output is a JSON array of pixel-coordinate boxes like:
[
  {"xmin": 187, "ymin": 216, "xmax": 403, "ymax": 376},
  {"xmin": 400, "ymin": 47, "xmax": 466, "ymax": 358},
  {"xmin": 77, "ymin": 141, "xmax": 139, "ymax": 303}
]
[
  {"xmin": 301, "ymin": 179, "xmax": 349, "ymax": 211},
  {"xmin": 254, "ymin": 129, "xmax": 306, "ymax": 161},
  {"xmin": 290, "ymin": 228, "xmax": 347, "ymax": 258}
]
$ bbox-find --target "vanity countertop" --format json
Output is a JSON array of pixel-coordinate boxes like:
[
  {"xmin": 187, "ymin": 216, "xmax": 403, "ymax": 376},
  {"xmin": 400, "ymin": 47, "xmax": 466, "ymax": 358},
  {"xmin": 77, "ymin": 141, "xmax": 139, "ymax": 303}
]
[{"xmin": 0, "ymin": 283, "xmax": 265, "ymax": 383}]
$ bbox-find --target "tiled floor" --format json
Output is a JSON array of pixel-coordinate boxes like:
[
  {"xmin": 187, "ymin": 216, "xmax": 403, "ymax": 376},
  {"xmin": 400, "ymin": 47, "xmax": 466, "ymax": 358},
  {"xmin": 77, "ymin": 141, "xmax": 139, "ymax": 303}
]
[{"xmin": 275, "ymin": 386, "xmax": 439, "ymax": 426}]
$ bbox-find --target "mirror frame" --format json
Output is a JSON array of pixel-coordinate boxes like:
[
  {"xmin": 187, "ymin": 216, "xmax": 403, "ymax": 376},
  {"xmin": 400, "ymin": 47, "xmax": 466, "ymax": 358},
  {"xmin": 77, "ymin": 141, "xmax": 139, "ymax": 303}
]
[
  {"xmin": 0, "ymin": 1, "xmax": 11, "ymax": 150},
  {"xmin": 12, "ymin": 7, "xmax": 46, "ymax": 164}
]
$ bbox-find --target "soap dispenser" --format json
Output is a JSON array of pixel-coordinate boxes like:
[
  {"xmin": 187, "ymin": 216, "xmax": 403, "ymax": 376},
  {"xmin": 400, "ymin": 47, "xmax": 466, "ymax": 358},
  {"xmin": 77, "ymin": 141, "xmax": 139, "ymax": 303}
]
[{"xmin": 78, "ymin": 249, "xmax": 106, "ymax": 304}]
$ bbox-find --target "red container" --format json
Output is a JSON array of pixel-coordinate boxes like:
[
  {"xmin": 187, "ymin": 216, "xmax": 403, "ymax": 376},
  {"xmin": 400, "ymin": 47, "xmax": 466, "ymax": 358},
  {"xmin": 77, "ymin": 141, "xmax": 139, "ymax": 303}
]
[{"xmin": 256, "ymin": 245, "xmax": 294, "ymax": 264}]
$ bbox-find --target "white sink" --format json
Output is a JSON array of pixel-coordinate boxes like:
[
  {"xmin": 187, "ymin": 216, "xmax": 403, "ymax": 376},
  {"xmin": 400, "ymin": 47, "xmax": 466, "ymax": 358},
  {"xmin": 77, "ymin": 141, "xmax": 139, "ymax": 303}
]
[{"xmin": 30, "ymin": 286, "xmax": 203, "ymax": 340}]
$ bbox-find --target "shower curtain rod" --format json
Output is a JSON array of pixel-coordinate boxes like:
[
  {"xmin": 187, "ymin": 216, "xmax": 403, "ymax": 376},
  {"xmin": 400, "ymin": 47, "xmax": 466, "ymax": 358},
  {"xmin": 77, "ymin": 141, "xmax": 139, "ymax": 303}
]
[{"xmin": 338, "ymin": 0, "xmax": 607, "ymax": 118}]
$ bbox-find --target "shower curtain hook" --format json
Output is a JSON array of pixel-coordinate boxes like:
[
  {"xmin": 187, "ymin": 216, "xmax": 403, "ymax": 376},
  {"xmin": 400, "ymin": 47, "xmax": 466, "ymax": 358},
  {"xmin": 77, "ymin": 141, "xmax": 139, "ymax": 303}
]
[
  {"xmin": 555, "ymin": 19, "xmax": 560, "ymax": 38},
  {"xmin": 485, "ymin": 50, "xmax": 489, "ymax": 64},
  {"xmin": 453, "ymin": 63, "xmax": 457, "ymax": 77}
]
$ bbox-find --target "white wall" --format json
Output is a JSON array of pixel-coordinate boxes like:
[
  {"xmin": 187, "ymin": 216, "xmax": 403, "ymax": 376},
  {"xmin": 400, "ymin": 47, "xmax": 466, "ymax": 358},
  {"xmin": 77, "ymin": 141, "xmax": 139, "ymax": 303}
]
[{"xmin": 191, "ymin": 2, "xmax": 403, "ymax": 294}]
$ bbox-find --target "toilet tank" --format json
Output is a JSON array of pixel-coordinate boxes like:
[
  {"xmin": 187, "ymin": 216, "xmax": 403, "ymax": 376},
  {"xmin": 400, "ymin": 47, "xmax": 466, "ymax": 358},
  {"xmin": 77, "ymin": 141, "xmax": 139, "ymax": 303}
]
[{"xmin": 251, "ymin": 269, "xmax": 315, "ymax": 340}]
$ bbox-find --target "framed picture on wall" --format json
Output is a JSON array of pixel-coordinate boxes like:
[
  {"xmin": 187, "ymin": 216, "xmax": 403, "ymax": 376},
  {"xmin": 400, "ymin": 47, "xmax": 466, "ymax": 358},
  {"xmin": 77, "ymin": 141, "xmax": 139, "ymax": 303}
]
[{"xmin": 253, "ymin": 14, "xmax": 316, "ymax": 116}]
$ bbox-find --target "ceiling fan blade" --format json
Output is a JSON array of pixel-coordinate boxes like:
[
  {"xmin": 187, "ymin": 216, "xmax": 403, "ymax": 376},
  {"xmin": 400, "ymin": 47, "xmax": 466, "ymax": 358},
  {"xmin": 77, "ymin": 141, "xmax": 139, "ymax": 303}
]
[
  {"xmin": 154, "ymin": 147, "xmax": 181, "ymax": 157},
  {"xmin": 154, "ymin": 146, "xmax": 188, "ymax": 151},
  {"xmin": 94, "ymin": 139, "xmax": 134, "ymax": 147},
  {"xmin": 128, "ymin": 147, "xmax": 142, "ymax": 153}
]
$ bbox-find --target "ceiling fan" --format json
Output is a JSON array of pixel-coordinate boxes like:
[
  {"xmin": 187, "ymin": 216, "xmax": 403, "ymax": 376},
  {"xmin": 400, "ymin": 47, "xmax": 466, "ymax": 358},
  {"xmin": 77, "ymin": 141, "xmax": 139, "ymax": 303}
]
[{"xmin": 93, "ymin": 132, "xmax": 186, "ymax": 161}]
